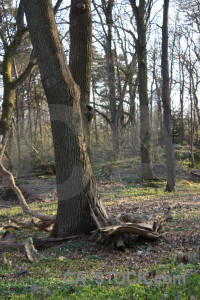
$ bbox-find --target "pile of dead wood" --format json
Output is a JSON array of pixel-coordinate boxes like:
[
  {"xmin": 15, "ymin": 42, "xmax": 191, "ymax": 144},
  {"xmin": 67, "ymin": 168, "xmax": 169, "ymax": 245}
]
[{"xmin": 88, "ymin": 195, "xmax": 162, "ymax": 250}]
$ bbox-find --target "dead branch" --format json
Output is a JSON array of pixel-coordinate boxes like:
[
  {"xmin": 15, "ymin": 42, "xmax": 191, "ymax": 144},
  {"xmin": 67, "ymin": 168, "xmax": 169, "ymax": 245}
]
[
  {"xmin": 88, "ymin": 190, "xmax": 162, "ymax": 248},
  {"xmin": 0, "ymin": 162, "xmax": 56, "ymax": 222},
  {"xmin": 0, "ymin": 204, "xmax": 12, "ymax": 208},
  {"xmin": 98, "ymin": 223, "xmax": 160, "ymax": 240},
  {"xmin": 0, "ymin": 235, "xmax": 83, "ymax": 256}
]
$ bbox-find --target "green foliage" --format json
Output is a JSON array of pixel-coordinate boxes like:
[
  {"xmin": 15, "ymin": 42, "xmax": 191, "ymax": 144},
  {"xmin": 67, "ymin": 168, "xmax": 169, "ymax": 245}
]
[
  {"xmin": 0, "ymin": 178, "xmax": 200, "ymax": 299},
  {"xmin": 175, "ymin": 147, "xmax": 200, "ymax": 170},
  {"xmin": 0, "ymin": 269, "xmax": 199, "ymax": 299}
]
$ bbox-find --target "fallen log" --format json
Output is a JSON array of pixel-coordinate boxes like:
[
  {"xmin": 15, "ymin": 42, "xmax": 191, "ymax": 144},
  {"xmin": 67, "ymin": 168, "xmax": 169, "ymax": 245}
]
[
  {"xmin": 87, "ymin": 183, "xmax": 162, "ymax": 248},
  {"xmin": 0, "ymin": 235, "xmax": 83, "ymax": 256},
  {"xmin": 94, "ymin": 223, "xmax": 160, "ymax": 240},
  {"xmin": 32, "ymin": 235, "xmax": 83, "ymax": 250}
]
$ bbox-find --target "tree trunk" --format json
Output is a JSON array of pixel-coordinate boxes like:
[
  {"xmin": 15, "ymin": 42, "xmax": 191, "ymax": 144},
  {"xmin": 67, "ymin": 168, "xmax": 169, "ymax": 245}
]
[
  {"xmin": 129, "ymin": 0, "xmax": 154, "ymax": 180},
  {"xmin": 161, "ymin": 0, "xmax": 176, "ymax": 191},
  {"xmin": 15, "ymin": 90, "xmax": 22, "ymax": 172},
  {"xmin": 189, "ymin": 57, "xmax": 194, "ymax": 167},
  {"xmin": 101, "ymin": 0, "xmax": 118, "ymax": 153},
  {"xmin": 23, "ymin": 0, "xmax": 96, "ymax": 237},
  {"xmin": 0, "ymin": 2, "xmax": 35, "ymax": 159},
  {"xmin": 69, "ymin": 0, "xmax": 92, "ymax": 141},
  {"xmin": 179, "ymin": 39, "xmax": 185, "ymax": 145},
  {"xmin": 105, "ymin": 3, "xmax": 116, "ymax": 134},
  {"xmin": 129, "ymin": 76, "xmax": 137, "ymax": 126},
  {"xmin": 92, "ymin": 80, "xmax": 98, "ymax": 145}
]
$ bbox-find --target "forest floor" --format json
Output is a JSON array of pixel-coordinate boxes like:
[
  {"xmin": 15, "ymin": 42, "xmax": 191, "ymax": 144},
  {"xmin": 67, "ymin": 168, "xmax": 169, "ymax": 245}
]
[{"xmin": 0, "ymin": 161, "xmax": 200, "ymax": 299}]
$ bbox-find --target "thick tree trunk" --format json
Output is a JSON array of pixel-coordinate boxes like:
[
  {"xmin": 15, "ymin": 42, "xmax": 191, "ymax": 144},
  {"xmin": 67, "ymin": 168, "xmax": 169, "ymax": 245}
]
[
  {"xmin": 23, "ymin": 0, "xmax": 96, "ymax": 237},
  {"xmin": 69, "ymin": 0, "xmax": 92, "ymax": 109},
  {"xmin": 69, "ymin": 0, "xmax": 92, "ymax": 142},
  {"xmin": 162, "ymin": 0, "xmax": 176, "ymax": 191}
]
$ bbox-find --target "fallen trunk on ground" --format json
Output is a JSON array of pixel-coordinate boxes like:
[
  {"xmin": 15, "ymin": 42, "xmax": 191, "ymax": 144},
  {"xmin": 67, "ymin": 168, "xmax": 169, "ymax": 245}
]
[
  {"xmin": 0, "ymin": 235, "xmax": 83, "ymax": 257},
  {"xmin": 95, "ymin": 223, "xmax": 160, "ymax": 240},
  {"xmin": 88, "ymin": 194, "xmax": 162, "ymax": 249}
]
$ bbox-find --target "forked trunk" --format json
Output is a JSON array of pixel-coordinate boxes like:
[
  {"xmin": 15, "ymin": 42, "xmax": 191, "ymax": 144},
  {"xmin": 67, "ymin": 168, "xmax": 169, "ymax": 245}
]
[{"xmin": 23, "ymin": 0, "xmax": 96, "ymax": 237}]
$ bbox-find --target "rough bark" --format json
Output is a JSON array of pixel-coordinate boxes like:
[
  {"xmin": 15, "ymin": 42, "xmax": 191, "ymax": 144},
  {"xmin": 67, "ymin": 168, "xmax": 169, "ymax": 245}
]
[
  {"xmin": 161, "ymin": 0, "xmax": 176, "ymax": 191},
  {"xmin": 23, "ymin": 0, "xmax": 96, "ymax": 237}
]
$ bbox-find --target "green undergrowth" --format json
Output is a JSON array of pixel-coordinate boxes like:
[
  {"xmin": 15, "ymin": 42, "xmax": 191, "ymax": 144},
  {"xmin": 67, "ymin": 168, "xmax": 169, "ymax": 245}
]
[
  {"xmin": 99, "ymin": 179, "xmax": 200, "ymax": 205},
  {"xmin": 0, "ymin": 178, "xmax": 200, "ymax": 299},
  {"xmin": 0, "ymin": 253, "xmax": 199, "ymax": 299}
]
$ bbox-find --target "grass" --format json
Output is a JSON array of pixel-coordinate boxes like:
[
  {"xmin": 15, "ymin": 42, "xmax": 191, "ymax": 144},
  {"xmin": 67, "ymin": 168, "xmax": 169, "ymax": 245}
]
[
  {"xmin": 0, "ymin": 255, "xmax": 199, "ymax": 299},
  {"xmin": 0, "ymin": 175, "xmax": 200, "ymax": 299}
]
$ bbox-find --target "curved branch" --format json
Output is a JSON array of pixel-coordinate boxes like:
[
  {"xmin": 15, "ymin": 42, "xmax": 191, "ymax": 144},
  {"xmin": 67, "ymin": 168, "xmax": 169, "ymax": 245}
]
[
  {"xmin": 12, "ymin": 61, "xmax": 36, "ymax": 89},
  {"xmin": 0, "ymin": 162, "xmax": 56, "ymax": 222},
  {"xmin": 94, "ymin": 108, "xmax": 114, "ymax": 130}
]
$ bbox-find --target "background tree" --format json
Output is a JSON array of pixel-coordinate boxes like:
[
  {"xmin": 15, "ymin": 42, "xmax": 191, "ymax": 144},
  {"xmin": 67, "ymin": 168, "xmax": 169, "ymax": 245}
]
[
  {"xmin": 0, "ymin": 0, "xmax": 36, "ymax": 159},
  {"xmin": 92, "ymin": 0, "xmax": 136, "ymax": 154},
  {"xmin": 129, "ymin": 0, "xmax": 154, "ymax": 180},
  {"xmin": 161, "ymin": 0, "xmax": 176, "ymax": 191}
]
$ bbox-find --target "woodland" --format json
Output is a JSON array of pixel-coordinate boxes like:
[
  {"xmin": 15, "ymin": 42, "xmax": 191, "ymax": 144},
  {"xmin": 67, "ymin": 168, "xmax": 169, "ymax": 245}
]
[{"xmin": 0, "ymin": 0, "xmax": 199, "ymax": 299}]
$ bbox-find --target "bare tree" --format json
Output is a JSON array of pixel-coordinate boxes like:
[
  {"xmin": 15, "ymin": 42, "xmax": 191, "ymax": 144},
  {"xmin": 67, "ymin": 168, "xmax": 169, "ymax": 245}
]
[
  {"xmin": 23, "ymin": 0, "xmax": 98, "ymax": 237},
  {"xmin": 161, "ymin": 0, "xmax": 176, "ymax": 191},
  {"xmin": 129, "ymin": 0, "xmax": 154, "ymax": 179},
  {"xmin": 0, "ymin": 0, "xmax": 36, "ymax": 159}
]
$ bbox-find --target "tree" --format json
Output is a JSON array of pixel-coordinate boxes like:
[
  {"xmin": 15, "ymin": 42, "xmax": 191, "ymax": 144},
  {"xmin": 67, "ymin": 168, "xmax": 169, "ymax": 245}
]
[
  {"xmin": 161, "ymin": 0, "xmax": 176, "ymax": 191},
  {"xmin": 0, "ymin": 0, "xmax": 36, "ymax": 159},
  {"xmin": 22, "ymin": 0, "xmax": 97, "ymax": 237},
  {"xmin": 129, "ymin": 0, "xmax": 154, "ymax": 180},
  {"xmin": 92, "ymin": 0, "xmax": 135, "ymax": 154},
  {"xmin": 69, "ymin": 0, "xmax": 93, "ymax": 141}
]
